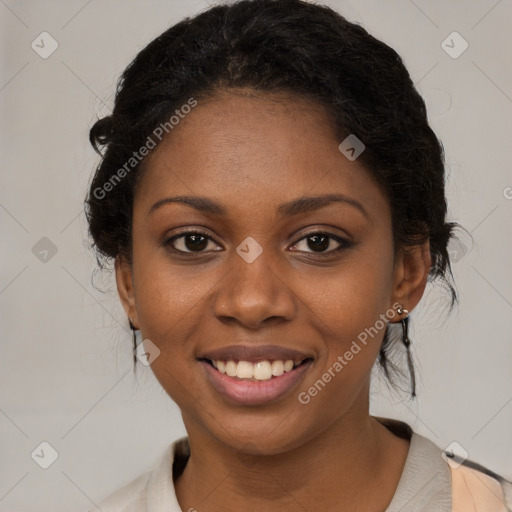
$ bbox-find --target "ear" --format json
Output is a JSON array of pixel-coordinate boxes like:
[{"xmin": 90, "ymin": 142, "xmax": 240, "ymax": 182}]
[
  {"xmin": 115, "ymin": 255, "xmax": 139, "ymax": 328},
  {"xmin": 391, "ymin": 239, "xmax": 432, "ymax": 312}
]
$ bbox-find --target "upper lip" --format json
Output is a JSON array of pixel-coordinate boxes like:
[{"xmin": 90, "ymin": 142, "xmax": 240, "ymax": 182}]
[{"xmin": 200, "ymin": 344, "xmax": 312, "ymax": 363}]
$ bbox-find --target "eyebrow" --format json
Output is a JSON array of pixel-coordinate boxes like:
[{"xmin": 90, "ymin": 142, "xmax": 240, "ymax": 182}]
[{"xmin": 148, "ymin": 193, "xmax": 369, "ymax": 219}]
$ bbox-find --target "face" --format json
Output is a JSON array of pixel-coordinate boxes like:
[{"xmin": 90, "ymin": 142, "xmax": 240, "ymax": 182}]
[{"xmin": 116, "ymin": 90, "xmax": 430, "ymax": 454}]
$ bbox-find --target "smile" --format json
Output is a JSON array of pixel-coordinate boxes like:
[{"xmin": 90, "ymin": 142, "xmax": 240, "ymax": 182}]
[
  {"xmin": 209, "ymin": 358, "xmax": 304, "ymax": 381},
  {"xmin": 199, "ymin": 356, "xmax": 313, "ymax": 405}
]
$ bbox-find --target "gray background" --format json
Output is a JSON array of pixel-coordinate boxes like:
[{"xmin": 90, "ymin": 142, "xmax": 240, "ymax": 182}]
[{"xmin": 1, "ymin": 1, "xmax": 511, "ymax": 510}]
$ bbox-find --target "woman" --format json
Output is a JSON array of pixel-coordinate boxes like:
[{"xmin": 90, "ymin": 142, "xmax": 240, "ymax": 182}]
[{"xmin": 85, "ymin": 0, "xmax": 511, "ymax": 510}]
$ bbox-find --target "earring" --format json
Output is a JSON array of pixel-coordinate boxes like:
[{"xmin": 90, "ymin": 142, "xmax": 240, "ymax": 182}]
[
  {"xmin": 396, "ymin": 306, "xmax": 416, "ymax": 398},
  {"xmin": 129, "ymin": 318, "xmax": 137, "ymax": 365}
]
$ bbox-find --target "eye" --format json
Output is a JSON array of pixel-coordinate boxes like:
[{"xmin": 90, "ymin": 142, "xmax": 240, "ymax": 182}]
[
  {"xmin": 164, "ymin": 230, "xmax": 222, "ymax": 254},
  {"xmin": 164, "ymin": 229, "xmax": 351, "ymax": 257},
  {"xmin": 290, "ymin": 231, "xmax": 351, "ymax": 257}
]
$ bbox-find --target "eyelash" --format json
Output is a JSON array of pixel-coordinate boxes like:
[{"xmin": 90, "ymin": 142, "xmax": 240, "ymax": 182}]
[{"xmin": 163, "ymin": 229, "xmax": 352, "ymax": 258}]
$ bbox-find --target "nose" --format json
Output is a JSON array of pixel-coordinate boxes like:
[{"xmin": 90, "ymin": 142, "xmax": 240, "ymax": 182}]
[{"xmin": 212, "ymin": 246, "xmax": 297, "ymax": 330}]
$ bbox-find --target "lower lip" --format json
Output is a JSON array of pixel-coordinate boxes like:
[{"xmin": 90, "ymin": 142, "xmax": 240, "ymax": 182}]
[{"xmin": 201, "ymin": 360, "xmax": 313, "ymax": 406}]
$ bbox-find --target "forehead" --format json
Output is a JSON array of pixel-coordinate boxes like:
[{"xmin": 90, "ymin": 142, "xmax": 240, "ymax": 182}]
[{"xmin": 135, "ymin": 90, "xmax": 388, "ymax": 222}]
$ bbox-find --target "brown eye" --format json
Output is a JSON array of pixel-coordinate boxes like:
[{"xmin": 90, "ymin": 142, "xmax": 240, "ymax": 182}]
[
  {"xmin": 165, "ymin": 230, "xmax": 221, "ymax": 253},
  {"xmin": 305, "ymin": 234, "xmax": 330, "ymax": 252},
  {"xmin": 290, "ymin": 232, "xmax": 351, "ymax": 256}
]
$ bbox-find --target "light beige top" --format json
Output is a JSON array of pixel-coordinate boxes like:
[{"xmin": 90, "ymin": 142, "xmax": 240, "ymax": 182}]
[{"xmin": 87, "ymin": 418, "xmax": 512, "ymax": 512}]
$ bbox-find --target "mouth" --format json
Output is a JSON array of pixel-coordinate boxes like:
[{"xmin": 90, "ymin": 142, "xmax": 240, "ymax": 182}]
[
  {"xmin": 197, "ymin": 345, "xmax": 314, "ymax": 405},
  {"xmin": 199, "ymin": 357, "xmax": 312, "ymax": 381}
]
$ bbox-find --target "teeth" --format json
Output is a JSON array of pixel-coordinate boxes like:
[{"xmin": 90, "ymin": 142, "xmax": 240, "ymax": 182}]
[
  {"xmin": 212, "ymin": 359, "xmax": 301, "ymax": 381},
  {"xmin": 225, "ymin": 360, "xmax": 237, "ymax": 377},
  {"xmin": 236, "ymin": 361, "xmax": 253, "ymax": 379},
  {"xmin": 271, "ymin": 360, "xmax": 284, "ymax": 376},
  {"xmin": 254, "ymin": 361, "xmax": 272, "ymax": 380},
  {"xmin": 283, "ymin": 360, "xmax": 294, "ymax": 372}
]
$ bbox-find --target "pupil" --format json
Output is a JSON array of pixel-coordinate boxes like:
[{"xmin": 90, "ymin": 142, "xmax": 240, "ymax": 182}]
[
  {"xmin": 308, "ymin": 234, "xmax": 329, "ymax": 252},
  {"xmin": 186, "ymin": 234, "xmax": 207, "ymax": 251}
]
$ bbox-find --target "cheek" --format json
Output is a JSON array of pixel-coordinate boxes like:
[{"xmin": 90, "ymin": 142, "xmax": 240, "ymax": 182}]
[
  {"xmin": 130, "ymin": 247, "xmax": 242, "ymax": 413},
  {"xmin": 305, "ymin": 247, "xmax": 395, "ymax": 393},
  {"xmin": 135, "ymin": 294, "xmax": 206, "ymax": 359},
  {"xmin": 132, "ymin": 235, "xmax": 210, "ymax": 331},
  {"xmin": 315, "ymin": 249, "xmax": 394, "ymax": 336},
  {"xmin": 131, "ymin": 250, "xmax": 206, "ymax": 366}
]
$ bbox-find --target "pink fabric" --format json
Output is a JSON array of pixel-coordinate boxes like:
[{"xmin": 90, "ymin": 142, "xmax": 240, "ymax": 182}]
[{"xmin": 450, "ymin": 464, "xmax": 509, "ymax": 512}]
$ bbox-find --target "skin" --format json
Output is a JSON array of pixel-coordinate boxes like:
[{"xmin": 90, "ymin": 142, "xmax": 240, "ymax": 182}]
[{"xmin": 116, "ymin": 89, "xmax": 432, "ymax": 512}]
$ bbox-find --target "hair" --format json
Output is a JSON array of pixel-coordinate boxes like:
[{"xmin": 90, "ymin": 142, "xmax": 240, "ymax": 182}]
[{"xmin": 84, "ymin": 0, "xmax": 462, "ymax": 394}]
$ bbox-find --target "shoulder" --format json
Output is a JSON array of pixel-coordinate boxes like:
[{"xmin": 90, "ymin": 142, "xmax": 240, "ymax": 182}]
[
  {"xmin": 413, "ymin": 429, "xmax": 512, "ymax": 511},
  {"xmin": 85, "ymin": 470, "xmax": 150, "ymax": 512},
  {"xmin": 86, "ymin": 437, "xmax": 189, "ymax": 512},
  {"xmin": 448, "ymin": 458, "xmax": 512, "ymax": 512},
  {"xmin": 375, "ymin": 417, "xmax": 512, "ymax": 511}
]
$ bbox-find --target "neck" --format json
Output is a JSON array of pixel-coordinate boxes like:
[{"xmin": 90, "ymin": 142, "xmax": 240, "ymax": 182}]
[{"xmin": 175, "ymin": 405, "xmax": 409, "ymax": 511}]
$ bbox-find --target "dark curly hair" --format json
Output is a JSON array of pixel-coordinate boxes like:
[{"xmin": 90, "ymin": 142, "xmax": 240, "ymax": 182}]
[{"xmin": 84, "ymin": 0, "xmax": 461, "ymax": 394}]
